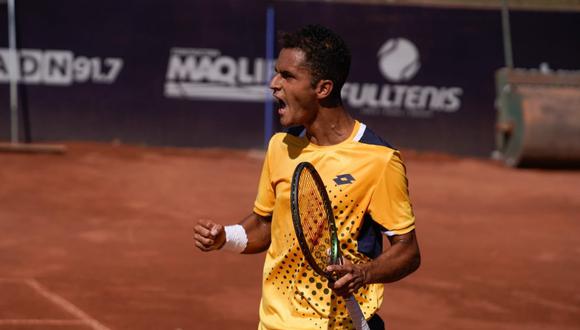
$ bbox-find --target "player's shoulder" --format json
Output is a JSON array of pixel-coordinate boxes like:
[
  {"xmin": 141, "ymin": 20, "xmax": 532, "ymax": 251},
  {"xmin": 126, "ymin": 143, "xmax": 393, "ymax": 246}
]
[
  {"xmin": 356, "ymin": 123, "xmax": 394, "ymax": 149},
  {"xmin": 355, "ymin": 122, "xmax": 402, "ymax": 163}
]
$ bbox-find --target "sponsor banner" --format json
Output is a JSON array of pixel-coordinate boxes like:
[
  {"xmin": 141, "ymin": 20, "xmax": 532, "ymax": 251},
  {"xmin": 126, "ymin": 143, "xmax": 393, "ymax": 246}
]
[
  {"xmin": 164, "ymin": 47, "xmax": 272, "ymax": 102},
  {"xmin": 342, "ymin": 37, "xmax": 464, "ymax": 118},
  {"xmin": 0, "ymin": 48, "xmax": 123, "ymax": 85},
  {"xmin": 0, "ymin": 1, "xmax": 578, "ymax": 154},
  {"xmin": 275, "ymin": 3, "xmax": 502, "ymax": 155},
  {"xmin": 275, "ymin": 2, "xmax": 580, "ymax": 156},
  {"xmin": 0, "ymin": 0, "xmax": 268, "ymax": 147}
]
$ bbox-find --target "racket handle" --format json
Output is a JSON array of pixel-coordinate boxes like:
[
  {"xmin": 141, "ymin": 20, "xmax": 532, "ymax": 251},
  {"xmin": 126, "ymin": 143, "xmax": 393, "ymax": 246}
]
[{"xmin": 345, "ymin": 294, "xmax": 370, "ymax": 330}]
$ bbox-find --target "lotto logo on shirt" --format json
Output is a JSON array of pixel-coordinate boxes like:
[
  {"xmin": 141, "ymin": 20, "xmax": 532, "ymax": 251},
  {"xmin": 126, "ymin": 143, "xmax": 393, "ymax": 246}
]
[
  {"xmin": 333, "ymin": 174, "xmax": 355, "ymax": 185},
  {"xmin": 164, "ymin": 47, "xmax": 273, "ymax": 102},
  {"xmin": 341, "ymin": 38, "xmax": 464, "ymax": 118}
]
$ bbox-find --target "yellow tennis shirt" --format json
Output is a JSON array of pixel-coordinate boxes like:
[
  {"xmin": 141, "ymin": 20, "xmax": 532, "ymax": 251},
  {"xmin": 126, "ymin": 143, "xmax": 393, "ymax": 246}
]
[{"xmin": 253, "ymin": 121, "xmax": 415, "ymax": 330}]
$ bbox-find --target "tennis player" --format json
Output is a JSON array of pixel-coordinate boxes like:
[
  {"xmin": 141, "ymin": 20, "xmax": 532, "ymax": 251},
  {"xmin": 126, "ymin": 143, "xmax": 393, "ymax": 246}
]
[{"xmin": 194, "ymin": 24, "xmax": 420, "ymax": 330}]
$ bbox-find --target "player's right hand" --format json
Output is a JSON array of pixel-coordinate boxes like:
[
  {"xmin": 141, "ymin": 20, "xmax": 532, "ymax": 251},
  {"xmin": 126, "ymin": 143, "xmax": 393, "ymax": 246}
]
[{"xmin": 194, "ymin": 219, "xmax": 226, "ymax": 252}]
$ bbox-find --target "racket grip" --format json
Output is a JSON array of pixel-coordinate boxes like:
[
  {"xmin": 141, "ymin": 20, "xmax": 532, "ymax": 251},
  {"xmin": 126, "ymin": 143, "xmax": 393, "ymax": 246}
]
[{"xmin": 345, "ymin": 294, "xmax": 370, "ymax": 330}]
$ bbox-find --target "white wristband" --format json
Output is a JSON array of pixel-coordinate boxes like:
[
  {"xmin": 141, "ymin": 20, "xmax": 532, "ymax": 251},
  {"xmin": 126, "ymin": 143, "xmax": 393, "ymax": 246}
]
[{"xmin": 222, "ymin": 225, "xmax": 248, "ymax": 253}]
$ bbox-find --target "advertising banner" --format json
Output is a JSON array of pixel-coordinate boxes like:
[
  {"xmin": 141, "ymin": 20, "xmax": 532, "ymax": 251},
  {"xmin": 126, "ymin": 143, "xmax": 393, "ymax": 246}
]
[
  {"xmin": 274, "ymin": 2, "xmax": 579, "ymax": 156},
  {"xmin": 0, "ymin": 1, "xmax": 578, "ymax": 155},
  {"xmin": 0, "ymin": 0, "xmax": 269, "ymax": 148}
]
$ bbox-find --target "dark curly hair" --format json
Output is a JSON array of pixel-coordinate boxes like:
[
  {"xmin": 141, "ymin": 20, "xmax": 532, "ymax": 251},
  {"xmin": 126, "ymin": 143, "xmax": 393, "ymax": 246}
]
[{"xmin": 280, "ymin": 24, "xmax": 351, "ymax": 102}]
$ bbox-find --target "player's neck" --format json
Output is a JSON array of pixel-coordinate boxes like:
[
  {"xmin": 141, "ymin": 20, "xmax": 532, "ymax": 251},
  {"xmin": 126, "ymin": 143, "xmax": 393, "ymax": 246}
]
[{"xmin": 304, "ymin": 106, "xmax": 355, "ymax": 146}]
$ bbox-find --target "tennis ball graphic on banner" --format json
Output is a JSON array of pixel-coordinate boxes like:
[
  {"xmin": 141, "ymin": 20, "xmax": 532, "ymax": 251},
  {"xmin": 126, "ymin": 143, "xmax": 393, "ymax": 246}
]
[{"xmin": 377, "ymin": 38, "xmax": 420, "ymax": 82}]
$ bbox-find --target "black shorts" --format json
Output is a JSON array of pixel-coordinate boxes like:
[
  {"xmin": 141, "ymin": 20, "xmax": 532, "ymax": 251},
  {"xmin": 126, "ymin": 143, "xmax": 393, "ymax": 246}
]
[{"xmin": 368, "ymin": 314, "xmax": 385, "ymax": 330}]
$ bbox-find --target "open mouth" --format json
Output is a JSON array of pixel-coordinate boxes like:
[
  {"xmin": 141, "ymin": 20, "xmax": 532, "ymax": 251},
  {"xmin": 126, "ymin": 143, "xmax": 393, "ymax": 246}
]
[{"xmin": 274, "ymin": 96, "xmax": 287, "ymax": 114}]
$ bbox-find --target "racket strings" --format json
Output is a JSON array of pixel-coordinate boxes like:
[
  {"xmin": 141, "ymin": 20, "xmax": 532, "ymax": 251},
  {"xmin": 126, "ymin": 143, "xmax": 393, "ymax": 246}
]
[{"xmin": 298, "ymin": 170, "xmax": 332, "ymax": 270}]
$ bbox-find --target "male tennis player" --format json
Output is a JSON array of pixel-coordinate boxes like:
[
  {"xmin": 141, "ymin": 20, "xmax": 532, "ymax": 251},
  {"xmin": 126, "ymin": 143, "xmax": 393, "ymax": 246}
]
[{"xmin": 194, "ymin": 24, "xmax": 420, "ymax": 330}]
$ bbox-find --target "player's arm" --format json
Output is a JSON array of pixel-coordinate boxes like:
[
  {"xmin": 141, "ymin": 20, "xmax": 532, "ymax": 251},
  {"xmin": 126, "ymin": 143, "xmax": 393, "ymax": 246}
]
[
  {"xmin": 195, "ymin": 134, "xmax": 276, "ymax": 254},
  {"xmin": 328, "ymin": 230, "xmax": 420, "ymax": 296},
  {"xmin": 193, "ymin": 212, "xmax": 271, "ymax": 254},
  {"xmin": 362, "ymin": 230, "xmax": 421, "ymax": 283},
  {"xmin": 328, "ymin": 151, "xmax": 420, "ymax": 296},
  {"xmin": 239, "ymin": 212, "xmax": 272, "ymax": 254}
]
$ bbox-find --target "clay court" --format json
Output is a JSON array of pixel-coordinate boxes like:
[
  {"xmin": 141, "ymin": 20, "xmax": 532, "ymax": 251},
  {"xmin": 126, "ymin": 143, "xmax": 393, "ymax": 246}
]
[{"xmin": 0, "ymin": 143, "xmax": 579, "ymax": 329}]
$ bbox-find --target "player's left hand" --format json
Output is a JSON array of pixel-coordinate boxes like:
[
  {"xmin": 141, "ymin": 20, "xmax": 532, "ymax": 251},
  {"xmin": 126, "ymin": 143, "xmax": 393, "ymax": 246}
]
[{"xmin": 326, "ymin": 259, "xmax": 367, "ymax": 297}]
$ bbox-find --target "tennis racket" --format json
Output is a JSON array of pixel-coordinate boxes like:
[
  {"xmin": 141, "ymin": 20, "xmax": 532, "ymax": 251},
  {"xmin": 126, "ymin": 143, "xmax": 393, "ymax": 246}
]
[{"xmin": 290, "ymin": 162, "xmax": 370, "ymax": 330}]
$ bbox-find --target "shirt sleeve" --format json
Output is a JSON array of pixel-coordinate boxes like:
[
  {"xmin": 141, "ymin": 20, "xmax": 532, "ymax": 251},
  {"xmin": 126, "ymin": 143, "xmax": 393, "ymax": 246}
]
[
  {"xmin": 253, "ymin": 144, "xmax": 275, "ymax": 217},
  {"xmin": 368, "ymin": 150, "xmax": 415, "ymax": 236}
]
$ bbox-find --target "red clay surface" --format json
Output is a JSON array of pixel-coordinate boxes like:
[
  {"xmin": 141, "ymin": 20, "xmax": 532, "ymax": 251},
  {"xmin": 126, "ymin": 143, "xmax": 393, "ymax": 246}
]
[{"xmin": 0, "ymin": 142, "xmax": 579, "ymax": 329}]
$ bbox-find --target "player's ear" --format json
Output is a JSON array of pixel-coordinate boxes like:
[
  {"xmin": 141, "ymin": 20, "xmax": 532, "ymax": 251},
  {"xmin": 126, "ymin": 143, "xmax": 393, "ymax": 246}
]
[{"xmin": 315, "ymin": 79, "xmax": 334, "ymax": 100}]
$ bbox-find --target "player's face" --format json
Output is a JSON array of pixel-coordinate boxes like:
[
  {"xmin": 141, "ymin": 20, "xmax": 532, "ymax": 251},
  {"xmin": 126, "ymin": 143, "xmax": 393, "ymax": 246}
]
[{"xmin": 270, "ymin": 48, "xmax": 318, "ymax": 127}]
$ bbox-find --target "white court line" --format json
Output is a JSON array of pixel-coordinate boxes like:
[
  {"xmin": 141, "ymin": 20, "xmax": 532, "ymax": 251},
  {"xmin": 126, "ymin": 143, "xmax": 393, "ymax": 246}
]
[
  {"xmin": 25, "ymin": 279, "xmax": 112, "ymax": 330},
  {"xmin": 0, "ymin": 319, "xmax": 85, "ymax": 326},
  {"xmin": 0, "ymin": 278, "xmax": 112, "ymax": 330}
]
